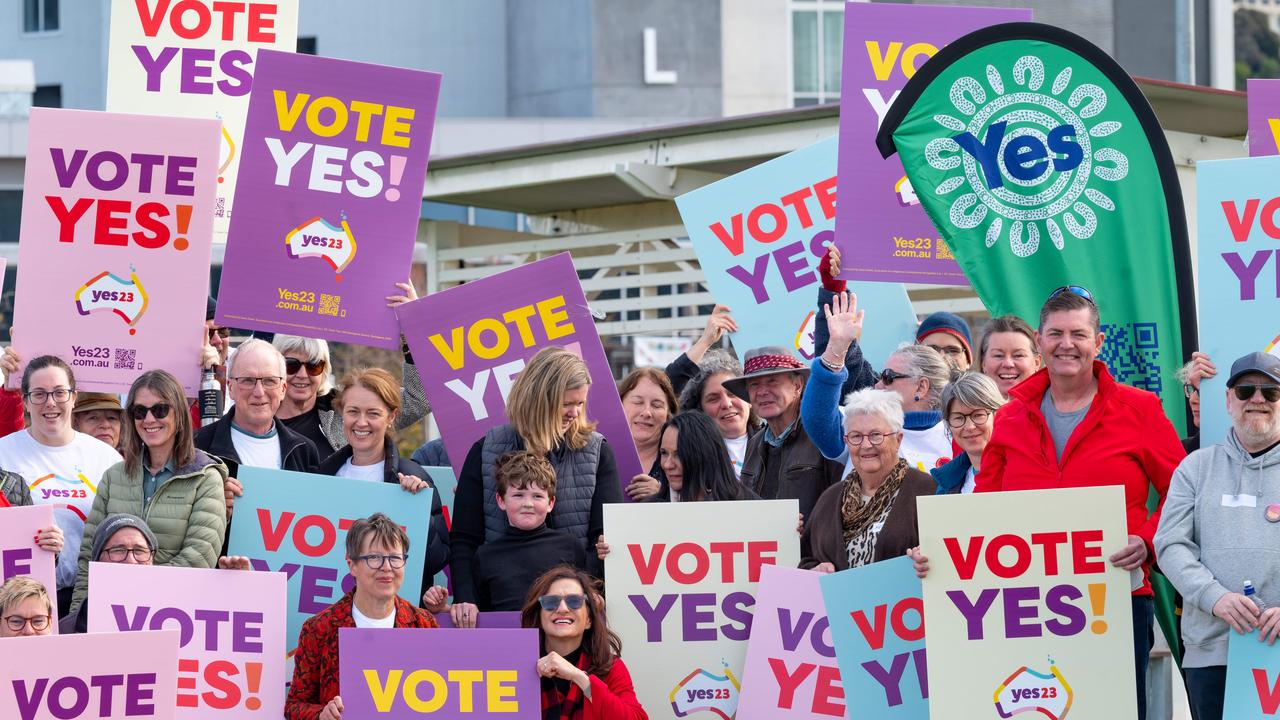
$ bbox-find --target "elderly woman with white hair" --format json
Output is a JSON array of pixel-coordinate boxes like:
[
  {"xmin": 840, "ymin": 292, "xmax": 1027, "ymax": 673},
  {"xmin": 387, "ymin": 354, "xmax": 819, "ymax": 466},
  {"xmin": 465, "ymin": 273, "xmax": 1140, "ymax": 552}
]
[
  {"xmin": 272, "ymin": 331, "xmax": 429, "ymax": 456},
  {"xmin": 801, "ymin": 388, "xmax": 935, "ymax": 572}
]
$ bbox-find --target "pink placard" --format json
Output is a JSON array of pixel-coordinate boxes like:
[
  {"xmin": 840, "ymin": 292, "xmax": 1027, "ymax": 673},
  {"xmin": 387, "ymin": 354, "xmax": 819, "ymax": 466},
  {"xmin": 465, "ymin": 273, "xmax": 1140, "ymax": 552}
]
[
  {"xmin": 0, "ymin": 629, "xmax": 180, "ymax": 719},
  {"xmin": 0, "ymin": 505, "xmax": 58, "ymax": 633},
  {"xmin": 12, "ymin": 108, "xmax": 219, "ymax": 394},
  {"xmin": 88, "ymin": 563, "xmax": 287, "ymax": 719}
]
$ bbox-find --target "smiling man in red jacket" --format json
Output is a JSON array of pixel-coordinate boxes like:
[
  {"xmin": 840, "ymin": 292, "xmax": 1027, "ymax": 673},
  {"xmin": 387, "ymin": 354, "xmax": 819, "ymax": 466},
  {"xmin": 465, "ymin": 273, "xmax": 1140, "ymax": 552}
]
[{"xmin": 976, "ymin": 286, "xmax": 1185, "ymax": 720}]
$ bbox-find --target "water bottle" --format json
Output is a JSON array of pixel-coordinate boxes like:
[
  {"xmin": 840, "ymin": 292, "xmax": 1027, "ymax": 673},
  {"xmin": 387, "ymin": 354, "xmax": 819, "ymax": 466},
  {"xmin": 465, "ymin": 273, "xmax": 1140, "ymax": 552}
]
[
  {"xmin": 199, "ymin": 369, "xmax": 221, "ymax": 427},
  {"xmin": 1244, "ymin": 580, "xmax": 1271, "ymax": 613}
]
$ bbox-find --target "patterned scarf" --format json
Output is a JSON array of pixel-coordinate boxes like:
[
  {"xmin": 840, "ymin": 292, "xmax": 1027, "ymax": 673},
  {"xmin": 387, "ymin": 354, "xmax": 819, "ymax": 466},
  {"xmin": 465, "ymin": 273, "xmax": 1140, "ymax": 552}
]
[{"xmin": 840, "ymin": 459, "xmax": 908, "ymax": 568}]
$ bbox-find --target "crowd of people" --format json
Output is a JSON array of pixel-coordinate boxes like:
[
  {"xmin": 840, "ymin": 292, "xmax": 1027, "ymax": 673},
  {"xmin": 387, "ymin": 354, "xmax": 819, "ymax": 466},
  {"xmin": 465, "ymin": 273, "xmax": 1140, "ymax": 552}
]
[{"xmin": 1, "ymin": 247, "xmax": 1277, "ymax": 720}]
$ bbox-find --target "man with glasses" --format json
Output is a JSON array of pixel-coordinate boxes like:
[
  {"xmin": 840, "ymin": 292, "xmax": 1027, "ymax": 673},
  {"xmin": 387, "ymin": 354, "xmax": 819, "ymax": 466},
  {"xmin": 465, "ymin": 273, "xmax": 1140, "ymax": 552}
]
[
  {"xmin": 1156, "ymin": 352, "xmax": 1280, "ymax": 720},
  {"xmin": 194, "ymin": 339, "xmax": 320, "ymax": 519},
  {"xmin": 916, "ymin": 311, "xmax": 973, "ymax": 371},
  {"xmin": 976, "ymin": 285, "xmax": 1184, "ymax": 720}
]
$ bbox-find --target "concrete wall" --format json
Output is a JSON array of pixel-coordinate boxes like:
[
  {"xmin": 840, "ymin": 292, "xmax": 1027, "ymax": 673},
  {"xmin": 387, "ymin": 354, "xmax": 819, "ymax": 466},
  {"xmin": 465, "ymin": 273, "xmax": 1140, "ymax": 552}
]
[
  {"xmin": 506, "ymin": 0, "xmax": 595, "ymax": 116},
  {"xmin": 0, "ymin": 0, "xmax": 110, "ymax": 110},
  {"xmin": 590, "ymin": 0, "xmax": 722, "ymax": 117},
  {"xmin": 722, "ymin": 0, "xmax": 790, "ymax": 115}
]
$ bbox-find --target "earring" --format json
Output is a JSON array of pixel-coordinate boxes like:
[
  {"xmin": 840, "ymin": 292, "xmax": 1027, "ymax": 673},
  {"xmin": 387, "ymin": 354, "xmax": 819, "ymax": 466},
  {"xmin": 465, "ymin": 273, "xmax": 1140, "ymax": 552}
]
[{"xmin": 914, "ymin": 395, "xmax": 921, "ymax": 402}]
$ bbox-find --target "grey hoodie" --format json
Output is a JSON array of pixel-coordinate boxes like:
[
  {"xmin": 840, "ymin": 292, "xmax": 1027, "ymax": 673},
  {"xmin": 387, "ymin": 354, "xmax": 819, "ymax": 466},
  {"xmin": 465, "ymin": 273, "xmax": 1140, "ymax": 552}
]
[{"xmin": 1154, "ymin": 429, "xmax": 1280, "ymax": 667}]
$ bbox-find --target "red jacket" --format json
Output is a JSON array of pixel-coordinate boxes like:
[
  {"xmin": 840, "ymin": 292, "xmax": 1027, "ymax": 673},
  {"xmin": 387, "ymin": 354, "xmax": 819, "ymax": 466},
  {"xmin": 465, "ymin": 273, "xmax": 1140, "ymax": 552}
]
[
  {"xmin": 541, "ymin": 652, "xmax": 649, "ymax": 720},
  {"xmin": 0, "ymin": 388, "xmax": 24, "ymax": 439},
  {"xmin": 284, "ymin": 591, "xmax": 438, "ymax": 720},
  {"xmin": 975, "ymin": 362, "xmax": 1184, "ymax": 595}
]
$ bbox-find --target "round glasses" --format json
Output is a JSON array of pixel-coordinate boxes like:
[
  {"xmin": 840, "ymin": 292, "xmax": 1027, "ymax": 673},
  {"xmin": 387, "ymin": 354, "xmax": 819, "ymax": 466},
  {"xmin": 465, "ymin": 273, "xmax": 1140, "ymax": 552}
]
[
  {"xmin": 947, "ymin": 409, "xmax": 991, "ymax": 428},
  {"xmin": 356, "ymin": 553, "xmax": 407, "ymax": 570},
  {"xmin": 844, "ymin": 431, "xmax": 889, "ymax": 446},
  {"xmin": 4, "ymin": 614, "xmax": 50, "ymax": 632}
]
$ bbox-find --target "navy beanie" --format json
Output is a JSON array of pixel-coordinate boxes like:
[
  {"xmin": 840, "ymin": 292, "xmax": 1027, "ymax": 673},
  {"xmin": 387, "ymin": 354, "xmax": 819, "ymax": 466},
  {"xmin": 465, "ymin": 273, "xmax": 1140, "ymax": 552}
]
[{"xmin": 916, "ymin": 311, "xmax": 973, "ymax": 363}]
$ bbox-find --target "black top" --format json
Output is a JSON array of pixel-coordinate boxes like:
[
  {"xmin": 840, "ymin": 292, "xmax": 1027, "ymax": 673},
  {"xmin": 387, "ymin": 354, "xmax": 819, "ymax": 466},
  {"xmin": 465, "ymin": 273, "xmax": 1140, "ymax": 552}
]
[
  {"xmin": 281, "ymin": 405, "xmax": 332, "ymax": 456},
  {"xmin": 449, "ymin": 437, "xmax": 618, "ymax": 604},
  {"xmin": 474, "ymin": 523, "xmax": 586, "ymax": 612}
]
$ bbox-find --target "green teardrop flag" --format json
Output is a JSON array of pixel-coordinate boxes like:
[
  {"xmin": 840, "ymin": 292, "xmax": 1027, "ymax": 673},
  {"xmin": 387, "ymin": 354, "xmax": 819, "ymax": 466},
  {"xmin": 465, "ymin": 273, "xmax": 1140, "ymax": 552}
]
[{"xmin": 876, "ymin": 22, "xmax": 1195, "ymax": 434}]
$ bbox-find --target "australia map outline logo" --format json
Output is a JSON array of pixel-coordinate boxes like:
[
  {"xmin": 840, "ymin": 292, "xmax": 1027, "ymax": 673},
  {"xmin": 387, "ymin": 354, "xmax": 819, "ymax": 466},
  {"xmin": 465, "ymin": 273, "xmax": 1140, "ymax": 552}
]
[
  {"xmin": 992, "ymin": 658, "xmax": 1074, "ymax": 719},
  {"xmin": 669, "ymin": 660, "xmax": 740, "ymax": 720}
]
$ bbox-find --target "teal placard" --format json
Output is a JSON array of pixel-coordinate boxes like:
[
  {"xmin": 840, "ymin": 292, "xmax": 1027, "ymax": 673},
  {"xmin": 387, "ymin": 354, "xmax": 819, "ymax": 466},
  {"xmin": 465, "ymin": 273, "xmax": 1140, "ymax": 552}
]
[
  {"xmin": 1224, "ymin": 627, "xmax": 1280, "ymax": 718},
  {"xmin": 1197, "ymin": 155, "xmax": 1280, "ymax": 444},
  {"xmin": 676, "ymin": 136, "xmax": 918, "ymax": 368},
  {"xmin": 226, "ymin": 466, "xmax": 432, "ymax": 656}
]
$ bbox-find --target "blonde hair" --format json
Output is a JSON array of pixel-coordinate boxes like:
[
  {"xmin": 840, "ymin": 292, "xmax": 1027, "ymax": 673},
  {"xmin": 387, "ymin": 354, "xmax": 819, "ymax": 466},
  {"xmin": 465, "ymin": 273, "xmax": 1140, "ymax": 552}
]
[
  {"xmin": 0, "ymin": 576, "xmax": 52, "ymax": 617},
  {"xmin": 507, "ymin": 347, "xmax": 596, "ymax": 455}
]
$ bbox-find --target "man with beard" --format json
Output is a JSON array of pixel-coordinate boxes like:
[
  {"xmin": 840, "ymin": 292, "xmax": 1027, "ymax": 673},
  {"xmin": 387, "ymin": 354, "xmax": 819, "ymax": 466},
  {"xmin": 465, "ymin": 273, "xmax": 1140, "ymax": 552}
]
[
  {"xmin": 1155, "ymin": 351, "xmax": 1280, "ymax": 720},
  {"xmin": 976, "ymin": 286, "xmax": 1185, "ymax": 720}
]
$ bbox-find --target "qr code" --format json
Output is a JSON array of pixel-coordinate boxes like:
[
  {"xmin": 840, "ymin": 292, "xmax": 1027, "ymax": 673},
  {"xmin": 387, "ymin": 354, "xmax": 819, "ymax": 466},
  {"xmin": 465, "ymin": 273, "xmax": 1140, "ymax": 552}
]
[
  {"xmin": 214, "ymin": 197, "xmax": 226, "ymax": 218},
  {"xmin": 319, "ymin": 293, "xmax": 341, "ymax": 317},
  {"xmin": 1098, "ymin": 321, "xmax": 1161, "ymax": 393},
  {"xmin": 114, "ymin": 348, "xmax": 136, "ymax": 370}
]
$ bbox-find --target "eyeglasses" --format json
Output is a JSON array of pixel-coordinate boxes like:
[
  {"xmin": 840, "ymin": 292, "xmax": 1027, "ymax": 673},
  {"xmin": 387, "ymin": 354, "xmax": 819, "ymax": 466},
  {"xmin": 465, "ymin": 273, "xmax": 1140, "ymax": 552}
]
[
  {"xmin": 1182, "ymin": 383, "xmax": 1199, "ymax": 398},
  {"xmin": 231, "ymin": 376, "xmax": 283, "ymax": 391},
  {"xmin": 1232, "ymin": 384, "xmax": 1280, "ymax": 402},
  {"xmin": 102, "ymin": 545, "xmax": 154, "ymax": 562},
  {"xmin": 538, "ymin": 593, "xmax": 588, "ymax": 612},
  {"xmin": 844, "ymin": 431, "xmax": 890, "ymax": 446},
  {"xmin": 285, "ymin": 358, "xmax": 327, "ymax": 377},
  {"xmin": 355, "ymin": 553, "xmax": 407, "ymax": 570},
  {"xmin": 128, "ymin": 403, "xmax": 172, "ymax": 421},
  {"xmin": 25, "ymin": 388, "xmax": 73, "ymax": 405},
  {"xmin": 208, "ymin": 326, "xmax": 231, "ymax": 341},
  {"xmin": 3, "ymin": 614, "xmax": 50, "ymax": 632},
  {"xmin": 1047, "ymin": 285, "xmax": 1095, "ymax": 305},
  {"xmin": 947, "ymin": 409, "xmax": 992, "ymax": 428},
  {"xmin": 926, "ymin": 344, "xmax": 967, "ymax": 358},
  {"xmin": 878, "ymin": 369, "xmax": 913, "ymax": 386}
]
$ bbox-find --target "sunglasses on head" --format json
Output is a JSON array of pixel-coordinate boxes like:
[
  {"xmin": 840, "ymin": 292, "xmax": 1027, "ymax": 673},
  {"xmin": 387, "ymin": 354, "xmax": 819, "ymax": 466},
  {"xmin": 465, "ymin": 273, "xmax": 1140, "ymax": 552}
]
[
  {"xmin": 285, "ymin": 358, "xmax": 327, "ymax": 377},
  {"xmin": 1047, "ymin": 285, "xmax": 1095, "ymax": 304},
  {"xmin": 538, "ymin": 593, "xmax": 588, "ymax": 612},
  {"xmin": 128, "ymin": 403, "xmax": 172, "ymax": 421},
  {"xmin": 1232, "ymin": 384, "xmax": 1280, "ymax": 402}
]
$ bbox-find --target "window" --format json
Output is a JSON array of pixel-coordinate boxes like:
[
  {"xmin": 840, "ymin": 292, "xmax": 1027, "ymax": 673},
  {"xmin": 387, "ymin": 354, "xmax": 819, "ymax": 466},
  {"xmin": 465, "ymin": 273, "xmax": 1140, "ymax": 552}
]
[
  {"xmin": 0, "ymin": 190, "xmax": 21, "ymax": 243},
  {"xmin": 791, "ymin": 1, "xmax": 843, "ymax": 106},
  {"xmin": 32, "ymin": 84, "xmax": 61, "ymax": 108},
  {"xmin": 296, "ymin": 37, "xmax": 317, "ymax": 55},
  {"xmin": 23, "ymin": 0, "xmax": 59, "ymax": 33}
]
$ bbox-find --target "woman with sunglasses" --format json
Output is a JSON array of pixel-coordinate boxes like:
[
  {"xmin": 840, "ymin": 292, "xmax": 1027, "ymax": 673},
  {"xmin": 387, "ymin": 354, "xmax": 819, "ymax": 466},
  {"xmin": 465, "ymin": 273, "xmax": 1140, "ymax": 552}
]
[
  {"xmin": 931, "ymin": 373, "xmax": 1006, "ymax": 494},
  {"xmin": 287, "ymin": 513, "xmax": 438, "ymax": 720},
  {"xmin": 273, "ymin": 325, "xmax": 428, "ymax": 456},
  {"xmin": 0, "ymin": 355, "xmax": 122, "ymax": 616},
  {"xmin": 522, "ymin": 566, "xmax": 648, "ymax": 720},
  {"xmin": 68, "ymin": 369, "xmax": 228, "ymax": 616},
  {"xmin": 801, "ymin": 389, "xmax": 934, "ymax": 573},
  {"xmin": 315, "ymin": 368, "xmax": 450, "ymax": 591}
]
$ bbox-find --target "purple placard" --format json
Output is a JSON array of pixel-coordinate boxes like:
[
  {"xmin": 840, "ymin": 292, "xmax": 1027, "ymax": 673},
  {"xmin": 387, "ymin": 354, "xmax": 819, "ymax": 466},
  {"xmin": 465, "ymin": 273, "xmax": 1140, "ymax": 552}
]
[
  {"xmin": 395, "ymin": 252, "xmax": 644, "ymax": 492},
  {"xmin": 837, "ymin": 3, "xmax": 1030, "ymax": 285},
  {"xmin": 217, "ymin": 49, "xmax": 441, "ymax": 348},
  {"xmin": 1248, "ymin": 79, "xmax": 1280, "ymax": 157},
  {"xmin": 434, "ymin": 611, "xmax": 522, "ymax": 628},
  {"xmin": 339, "ymin": 628, "xmax": 540, "ymax": 718}
]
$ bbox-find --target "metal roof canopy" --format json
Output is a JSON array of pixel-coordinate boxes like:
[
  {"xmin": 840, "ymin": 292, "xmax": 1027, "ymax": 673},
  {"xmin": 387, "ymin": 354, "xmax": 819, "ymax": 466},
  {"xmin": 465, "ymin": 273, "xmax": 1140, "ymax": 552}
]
[{"xmin": 423, "ymin": 77, "xmax": 1246, "ymax": 216}]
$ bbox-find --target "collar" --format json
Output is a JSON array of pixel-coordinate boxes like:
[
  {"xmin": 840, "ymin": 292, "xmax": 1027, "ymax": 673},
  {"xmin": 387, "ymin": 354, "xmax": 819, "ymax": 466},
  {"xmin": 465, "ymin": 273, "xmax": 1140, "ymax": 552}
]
[
  {"xmin": 903, "ymin": 410, "xmax": 942, "ymax": 431},
  {"xmin": 231, "ymin": 420, "xmax": 278, "ymax": 439},
  {"xmin": 1011, "ymin": 360, "xmax": 1115, "ymax": 408},
  {"xmin": 763, "ymin": 418, "xmax": 799, "ymax": 447}
]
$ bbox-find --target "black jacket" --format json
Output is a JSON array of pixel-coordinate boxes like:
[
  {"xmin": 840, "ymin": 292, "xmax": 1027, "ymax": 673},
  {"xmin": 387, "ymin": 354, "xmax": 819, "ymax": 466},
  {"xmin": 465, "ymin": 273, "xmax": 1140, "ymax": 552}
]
[
  {"xmin": 194, "ymin": 414, "xmax": 321, "ymax": 477},
  {"xmin": 317, "ymin": 438, "xmax": 451, "ymax": 595}
]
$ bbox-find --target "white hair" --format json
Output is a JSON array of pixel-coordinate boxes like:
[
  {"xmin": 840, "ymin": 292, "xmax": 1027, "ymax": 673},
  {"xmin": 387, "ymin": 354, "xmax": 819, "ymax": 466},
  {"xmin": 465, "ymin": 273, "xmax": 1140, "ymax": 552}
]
[
  {"xmin": 842, "ymin": 388, "xmax": 905, "ymax": 434},
  {"xmin": 227, "ymin": 338, "xmax": 286, "ymax": 378},
  {"xmin": 272, "ymin": 334, "xmax": 335, "ymax": 393}
]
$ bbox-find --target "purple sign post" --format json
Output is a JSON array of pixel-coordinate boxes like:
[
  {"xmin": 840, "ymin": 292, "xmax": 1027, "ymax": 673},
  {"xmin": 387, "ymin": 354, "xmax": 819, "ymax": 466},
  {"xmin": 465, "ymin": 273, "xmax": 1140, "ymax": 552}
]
[
  {"xmin": 1248, "ymin": 79, "xmax": 1280, "ymax": 157},
  {"xmin": 395, "ymin": 252, "xmax": 644, "ymax": 492},
  {"xmin": 837, "ymin": 3, "xmax": 1030, "ymax": 285},
  {"xmin": 339, "ymin": 628, "xmax": 540, "ymax": 719},
  {"xmin": 217, "ymin": 49, "xmax": 441, "ymax": 348}
]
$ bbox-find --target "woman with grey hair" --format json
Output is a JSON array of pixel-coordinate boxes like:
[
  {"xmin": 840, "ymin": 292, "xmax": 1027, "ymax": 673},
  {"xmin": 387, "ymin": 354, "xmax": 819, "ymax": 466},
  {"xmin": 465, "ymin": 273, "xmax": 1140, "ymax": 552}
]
[
  {"xmin": 931, "ymin": 372, "xmax": 1005, "ymax": 494},
  {"xmin": 273, "ymin": 329, "xmax": 429, "ymax": 455},
  {"xmin": 801, "ymin": 388, "xmax": 934, "ymax": 572},
  {"xmin": 873, "ymin": 343, "xmax": 953, "ymax": 472},
  {"xmin": 677, "ymin": 350, "xmax": 761, "ymax": 478}
]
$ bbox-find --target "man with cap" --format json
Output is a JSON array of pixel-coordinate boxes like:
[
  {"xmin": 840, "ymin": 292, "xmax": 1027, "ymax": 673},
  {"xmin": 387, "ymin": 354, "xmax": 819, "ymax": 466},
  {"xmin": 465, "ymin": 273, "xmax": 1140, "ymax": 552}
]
[
  {"xmin": 916, "ymin": 311, "xmax": 972, "ymax": 371},
  {"xmin": 60, "ymin": 513, "xmax": 252, "ymax": 633},
  {"xmin": 72, "ymin": 393, "xmax": 123, "ymax": 452},
  {"xmin": 975, "ymin": 285, "xmax": 1183, "ymax": 720},
  {"xmin": 728, "ymin": 346, "xmax": 844, "ymax": 518},
  {"xmin": 1155, "ymin": 351, "xmax": 1280, "ymax": 720}
]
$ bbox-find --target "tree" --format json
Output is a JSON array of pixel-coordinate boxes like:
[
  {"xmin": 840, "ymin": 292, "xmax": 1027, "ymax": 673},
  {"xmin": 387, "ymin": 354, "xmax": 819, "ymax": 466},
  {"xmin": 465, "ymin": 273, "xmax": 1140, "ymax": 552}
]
[{"xmin": 1237, "ymin": 9, "xmax": 1280, "ymax": 90}]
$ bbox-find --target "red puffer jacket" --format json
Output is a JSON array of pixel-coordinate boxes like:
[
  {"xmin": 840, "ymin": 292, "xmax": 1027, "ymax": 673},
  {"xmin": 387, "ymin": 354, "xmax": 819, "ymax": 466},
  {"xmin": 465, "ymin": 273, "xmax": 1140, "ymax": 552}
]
[{"xmin": 976, "ymin": 362, "xmax": 1185, "ymax": 595}]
